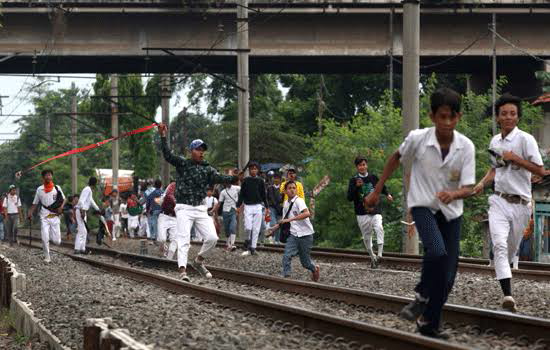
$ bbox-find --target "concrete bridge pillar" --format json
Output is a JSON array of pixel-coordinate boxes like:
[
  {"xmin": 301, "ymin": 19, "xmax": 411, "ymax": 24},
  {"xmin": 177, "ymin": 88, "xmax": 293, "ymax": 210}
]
[{"xmin": 534, "ymin": 63, "xmax": 550, "ymax": 153}]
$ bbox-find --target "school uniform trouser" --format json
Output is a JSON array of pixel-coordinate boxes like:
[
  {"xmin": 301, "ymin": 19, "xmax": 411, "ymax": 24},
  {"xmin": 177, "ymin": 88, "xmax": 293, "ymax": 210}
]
[
  {"xmin": 356, "ymin": 214, "xmax": 384, "ymax": 247},
  {"xmin": 128, "ymin": 216, "xmax": 139, "ymax": 237},
  {"xmin": 175, "ymin": 204, "xmax": 218, "ymax": 269},
  {"xmin": 112, "ymin": 213, "xmax": 121, "ymax": 240},
  {"xmin": 244, "ymin": 204, "xmax": 263, "ymax": 250},
  {"xmin": 75, "ymin": 211, "xmax": 89, "ymax": 252},
  {"xmin": 411, "ymin": 207, "xmax": 461, "ymax": 331},
  {"xmin": 488, "ymin": 195, "xmax": 531, "ymax": 281},
  {"xmin": 282, "ymin": 234, "xmax": 316, "ymax": 277},
  {"xmin": 41, "ymin": 215, "xmax": 61, "ymax": 259},
  {"xmin": 5, "ymin": 214, "xmax": 19, "ymax": 243},
  {"xmin": 222, "ymin": 209, "xmax": 237, "ymax": 238},
  {"xmin": 157, "ymin": 213, "xmax": 178, "ymax": 259}
]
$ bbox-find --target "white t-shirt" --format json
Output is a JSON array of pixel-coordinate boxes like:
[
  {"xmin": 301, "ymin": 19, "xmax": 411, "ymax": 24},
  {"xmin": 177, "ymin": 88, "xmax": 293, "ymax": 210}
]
[
  {"xmin": 204, "ymin": 196, "xmax": 218, "ymax": 211},
  {"xmin": 32, "ymin": 185, "xmax": 65, "ymax": 219},
  {"xmin": 120, "ymin": 203, "xmax": 128, "ymax": 219},
  {"xmin": 219, "ymin": 186, "xmax": 241, "ymax": 212},
  {"xmin": 490, "ymin": 127, "xmax": 543, "ymax": 200},
  {"xmin": 399, "ymin": 127, "xmax": 476, "ymax": 220},
  {"xmin": 75, "ymin": 186, "xmax": 100, "ymax": 211},
  {"xmin": 283, "ymin": 197, "xmax": 314, "ymax": 237},
  {"xmin": 3, "ymin": 194, "xmax": 22, "ymax": 214}
]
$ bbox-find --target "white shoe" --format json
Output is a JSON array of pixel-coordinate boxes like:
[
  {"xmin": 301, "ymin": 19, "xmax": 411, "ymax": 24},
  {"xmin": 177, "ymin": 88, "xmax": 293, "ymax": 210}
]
[
  {"xmin": 488, "ymin": 259, "xmax": 494, "ymax": 267},
  {"xmin": 241, "ymin": 251, "xmax": 250, "ymax": 257},
  {"xmin": 512, "ymin": 256, "xmax": 519, "ymax": 270},
  {"xmin": 44, "ymin": 257, "xmax": 51, "ymax": 263},
  {"xmin": 502, "ymin": 296, "xmax": 517, "ymax": 312}
]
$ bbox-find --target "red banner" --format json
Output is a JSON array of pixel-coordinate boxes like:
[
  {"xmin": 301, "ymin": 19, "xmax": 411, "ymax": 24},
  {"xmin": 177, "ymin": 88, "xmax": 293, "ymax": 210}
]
[{"xmin": 17, "ymin": 123, "xmax": 157, "ymax": 177}]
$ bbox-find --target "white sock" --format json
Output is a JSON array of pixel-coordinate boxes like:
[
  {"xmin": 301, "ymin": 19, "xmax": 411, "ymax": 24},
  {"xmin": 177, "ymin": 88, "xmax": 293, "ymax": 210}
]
[
  {"xmin": 230, "ymin": 234, "xmax": 236, "ymax": 246},
  {"xmin": 377, "ymin": 244, "xmax": 383, "ymax": 257}
]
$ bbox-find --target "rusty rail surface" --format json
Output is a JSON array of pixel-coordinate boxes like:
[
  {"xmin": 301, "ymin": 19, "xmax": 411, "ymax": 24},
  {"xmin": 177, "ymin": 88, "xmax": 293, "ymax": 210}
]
[{"xmin": 24, "ymin": 240, "xmax": 550, "ymax": 346}]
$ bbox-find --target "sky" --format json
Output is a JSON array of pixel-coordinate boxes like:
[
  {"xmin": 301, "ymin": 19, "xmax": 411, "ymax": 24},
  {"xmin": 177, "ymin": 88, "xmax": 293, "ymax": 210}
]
[{"xmin": 0, "ymin": 74, "xmax": 188, "ymax": 144}]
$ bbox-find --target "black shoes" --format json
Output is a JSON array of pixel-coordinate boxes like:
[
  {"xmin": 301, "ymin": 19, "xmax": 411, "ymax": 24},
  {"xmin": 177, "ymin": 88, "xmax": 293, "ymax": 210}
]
[
  {"xmin": 416, "ymin": 320, "xmax": 450, "ymax": 340},
  {"xmin": 399, "ymin": 293, "xmax": 428, "ymax": 321}
]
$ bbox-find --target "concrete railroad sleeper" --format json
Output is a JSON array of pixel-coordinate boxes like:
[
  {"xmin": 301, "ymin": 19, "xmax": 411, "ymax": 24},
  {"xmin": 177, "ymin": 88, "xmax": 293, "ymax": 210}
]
[
  {"xmin": 66, "ymin": 252, "xmax": 468, "ymax": 350},
  {"xmin": 204, "ymin": 240, "xmax": 550, "ymax": 281},
  {"xmin": 31, "ymin": 239, "xmax": 550, "ymax": 347}
]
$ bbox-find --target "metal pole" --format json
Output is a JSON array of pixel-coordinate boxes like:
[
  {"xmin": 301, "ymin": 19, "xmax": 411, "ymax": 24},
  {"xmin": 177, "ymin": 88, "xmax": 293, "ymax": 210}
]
[
  {"xmin": 161, "ymin": 74, "xmax": 172, "ymax": 185},
  {"xmin": 111, "ymin": 74, "xmax": 119, "ymax": 191},
  {"xmin": 237, "ymin": 0, "xmax": 249, "ymax": 170},
  {"xmin": 401, "ymin": 0, "xmax": 420, "ymax": 254},
  {"xmin": 318, "ymin": 75, "xmax": 324, "ymax": 136},
  {"xmin": 389, "ymin": 6, "xmax": 394, "ymax": 103},
  {"xmin": 71, "ymin": 83, "xmax": 78, "ymax": 195},
  {"xmin": 491, "ymin": 13, "xmax": 497, "ymax": 135}
]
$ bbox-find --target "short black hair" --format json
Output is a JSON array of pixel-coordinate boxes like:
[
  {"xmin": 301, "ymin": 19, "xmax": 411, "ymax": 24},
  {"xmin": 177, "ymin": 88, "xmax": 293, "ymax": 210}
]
[
  {"xmin": 154, "ymin": 179, "xmax": 162, "ymax": 188},
  {"xmin": 89, "ymin": 177, "xmax": 98, "ymax": 186},
  {"xmin": 73, "ymin": 193, "xmax": 80, "ymax": 199},
  {"xmin": 354, "ymin": 156, "xmax": 368, "ymax": 166},
  {"xmin": 287, "ymin": 168, "xmax": 296, "ymax": 174},
  {"xmin": 495, "ymin": 93, "xmax": 522, "ymax": 118},
  {"xmin": 111, "ymin": 189, "xmax": 118, "ymax": 194},
  {"xmin": 41, "ymin": 169, "xmax": 53, "ymax": 177},
  {"xmin": 274, "ymin": 173, "xmax": 281, "ymax": 179},
  {"xmin": 285, "ymin": 180, "xmax": 297, "ymax": 188},
  {"xmin": 430, "ymin": 87, "xmax": 461, "ymax": 115}
]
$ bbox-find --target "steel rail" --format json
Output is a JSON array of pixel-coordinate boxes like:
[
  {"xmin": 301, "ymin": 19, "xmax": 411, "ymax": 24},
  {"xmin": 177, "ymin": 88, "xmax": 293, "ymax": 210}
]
[
  {"xmin": 62, "ymin": 253, "xmax": 468, "ymax": 350},
  {"xmin": 25, "ymin": 239, "xmax": 550, "ymax": 345}
]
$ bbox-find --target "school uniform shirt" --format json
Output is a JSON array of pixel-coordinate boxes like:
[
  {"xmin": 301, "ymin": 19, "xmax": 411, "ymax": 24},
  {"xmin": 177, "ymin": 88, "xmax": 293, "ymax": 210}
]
[
  {"xmin": 32, "ymin": 185, "xmax": 66, "ymax": 219},
  {"xmin": 490, "ymin": 126, "xmax": 543, "ymax": 200},
  {"xmin": 120, "ymin": 203, "xmax": 129, "ymax": 219},
  {"xmin": 75, "ymin": 186, "xmax": 100, "ymax": 212},
  {"xmin": 3, "ymin": 194, "xmax": 22, "ymax": 214},
  {"xmin": 398, "ymin": 127, "xmax": 475, "ymax": 220},
  {"xmin": 219, "ymin": 186, "xmax": 240, "ymax": 212},
  {"xmin": 204, "ymin": 196, "xmax": 218, "ymax": 211},
  {"xmin": 237, "ymin": 176, "xmax": 267, "ymax": 207},
  {"xmin": 283, "ymin": 197, "xmax": 314, "ymax": 237},
  {"xmin": 280, "ymin": 181, "xmax": 305, "ymax": 202}
]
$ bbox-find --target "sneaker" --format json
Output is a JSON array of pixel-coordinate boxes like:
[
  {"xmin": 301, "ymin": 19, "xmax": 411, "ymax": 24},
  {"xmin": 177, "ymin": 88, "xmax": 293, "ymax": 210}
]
[
  {"xmin": 488, "ymin": 259, "xmax": 494, "ymax": 267},
  {"xmin": 243, "ymin": 239, "xmax": 250, "ymax": 249},
  {"xmin": 192, "ymin": 259, "xmax": 213, "ymax": 279},
  {"xmin": 230, "ymin": 245, "xmax": 238, "ymax": 252},
  {"xmin": 179, "ymin": 272, "xmax": 191, "ymax": 282},
  {"xmin": 416, "ymin": 320, "xmax": 450, "ymax": 340},
  {"xmin": 502, "ymin": 296, "xmax": 517, "ymax": 312},
  {"xmin": 311, "ymin": 265, "xmax": 320, "ymax": 282},
  {"xmin": 241, "ymin": 250, "xmax": 251, "ymax": 257},
  {"xmin": 399, "ymin": 293, "xmax": 429, "ymax": 321},
  {"xmin": 44, "ymin": 257, "xmax": 51, "ymax": 263},
  {"xmin": 370, "ymin": 256, "xmax": 378, "ymax": 269},
  {"xmin": 73, "ymin": 250, "xmax": 80, "ymax": 255}
]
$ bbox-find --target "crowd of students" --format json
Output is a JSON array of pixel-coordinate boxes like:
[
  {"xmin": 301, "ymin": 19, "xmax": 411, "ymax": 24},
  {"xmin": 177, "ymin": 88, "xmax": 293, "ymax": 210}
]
[{"xmin": 1, "ymin": 87, "xmax": 548, "ymax": 340}]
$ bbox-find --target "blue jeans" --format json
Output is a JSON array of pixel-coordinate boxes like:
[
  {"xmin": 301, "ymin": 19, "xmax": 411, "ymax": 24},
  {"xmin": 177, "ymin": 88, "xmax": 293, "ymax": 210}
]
[
  {"xmin": 269, "ymin": 207, "xmax": 281, "ymax": 242},
  {"xmin": 148, "ymin": 210, "xmax": 161, "ymax": 240},
  {"xmin": 282, "ymin": 234, "xmax": 316, "ymax": 277},
  {"xmin": 222, "ymin": 209, "xmax": 237, "ymax": 237},
  {"xmin": 0, "ymin": 217, "xmax": 4, "ymax": 240},
  {"xmin": 411, "ymin": 207, "xmax": 461, "ymax": 331}
]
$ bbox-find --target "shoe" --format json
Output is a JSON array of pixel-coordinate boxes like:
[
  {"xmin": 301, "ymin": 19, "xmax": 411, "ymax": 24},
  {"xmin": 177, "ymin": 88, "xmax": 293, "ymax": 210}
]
[
  {"xmin": 73, "ymin": 250, "xmax": 80, "ymax": 255},
  {"xmin": 399, "ymin": 293, "xmax": 429, "ymax": 321},
  {"xmin": 370, "ymin": 256, "xmax": 378, "ymax": 269},
  {"xmin": 243, "ymin": 239, "xmax": 250, "ymax": 249},
  {"xmin": 44, "ymin": 257, "xmax": 51, "ymax": 263},
  {"xmin": 192, "ymin": 259, "xmax": 213, "ymax": 279},
  {"xmin": 488, "ymin": 259, "xmax": 494, "ymax": 267},
  {"xmin": 179, "ymin": 272, "xmax": 191, "ymax": 282},
  {"xmin": 502, "ymin": 296, "xmax": 517, "ymax": 312},
  {"xmin": 230, "ymin": 245, "xmax": 237, "ymax": 252},
  {"xmin": 416, "ymin": 320, "xmax": 450, "ymax": 340},
  {"xmin": 311, "ymin": 265, "xmax": 320, "ymax": 282},
  {"xmin": 241, "ymin": 251, "xmax": 250, "ymax": 257}
]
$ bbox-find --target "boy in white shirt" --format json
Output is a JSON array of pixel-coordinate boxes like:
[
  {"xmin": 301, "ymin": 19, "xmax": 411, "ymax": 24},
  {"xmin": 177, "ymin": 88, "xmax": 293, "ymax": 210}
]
[
  {"xmin": 3, "ymin": 185, "xmax": 23, "ymax": 245},
  {"xmin": 216, "ymin": 180, "xmax": 241, "ymax": 251},
  {"xmin": 74, "ymin": 177, "xmax": 100, "ymax": 253},
  {"xmin": 473, "ymin": 93, "xmax": 545, "ymax": 312},
  {"xmin": 365, "ymin": 88, "xmax": 475, "ymax": 339},
  {"xmin": 278, "ymin": 181, "xmax": 320, "ymax": 281},
  {"xmin": 27, "ymin": 169, "xmax": 66, "ymax": 262}
]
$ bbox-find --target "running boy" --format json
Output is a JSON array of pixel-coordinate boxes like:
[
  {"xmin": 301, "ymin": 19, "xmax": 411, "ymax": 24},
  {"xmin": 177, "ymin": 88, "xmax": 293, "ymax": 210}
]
[
  {"xmin": 28, "ymin": 169, "xmax": 66, "ymax": 262},
  {"xmin": 347, "ymin": 156, "xmax": 393, "ymax": 267},
  {"xmin": 473, "ymin": 93, "xmax": 545, "ymax": 312},
  {"xmin": 237, "ymin": 162, "xmax": 268, "ymax": 256},
  {"xmin": 364, "ymin": 88, "xmax": 475, "ymax": 339},
  {"xmin": 159, "ymin": 123, "xmax": 238, "ymax": 282},
  {"xmin": 74, "ymin": 177, "xmax": 100, "ymax": 253},
  {"xmin": 278, "ymin": 181, "xmax": 320, "ymax": 281}
]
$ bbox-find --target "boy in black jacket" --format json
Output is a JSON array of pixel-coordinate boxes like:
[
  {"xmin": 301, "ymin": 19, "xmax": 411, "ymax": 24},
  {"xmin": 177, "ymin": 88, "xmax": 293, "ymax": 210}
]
[
  {"xmin": 237, "ymin": 162, "xmax": 268, "ymax": 256},
  {"xmin": 347, "ymin": 156, "xmax": 393, "ymax": 267}
]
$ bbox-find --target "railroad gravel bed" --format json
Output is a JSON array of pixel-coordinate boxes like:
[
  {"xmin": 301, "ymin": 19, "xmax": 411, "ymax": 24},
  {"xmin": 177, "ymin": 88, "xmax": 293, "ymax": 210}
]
[
  {"xmin": 87, "ymin": 251, "xmax": 541, "ymax": 350},
  {"xmin": 105, "ymin": 238, "xmax": 550, "ymax": 321},
  {"xmin": 0, "ymin": 244, "xmax": 367, "ymax": 350}
]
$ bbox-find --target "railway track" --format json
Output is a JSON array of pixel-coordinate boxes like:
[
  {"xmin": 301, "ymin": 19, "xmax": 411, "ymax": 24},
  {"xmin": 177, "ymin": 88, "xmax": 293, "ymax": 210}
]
[
  {"xmin": 208, "ymin": 240, "xmax": 550, "ymax": 281},
  {"xmin": 16, "ymin": 241, "xmax": 470, "ymax": 350},
  {"xmin": 19, "ymin": 237, "xmax": 550, "ymax": 348}
]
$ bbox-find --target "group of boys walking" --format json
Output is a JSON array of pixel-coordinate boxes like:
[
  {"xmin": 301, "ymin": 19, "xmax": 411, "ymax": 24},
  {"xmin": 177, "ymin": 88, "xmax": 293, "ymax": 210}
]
[{"xmin": 7, "ymin": 87, "xmax": 546, "ymax": 340}]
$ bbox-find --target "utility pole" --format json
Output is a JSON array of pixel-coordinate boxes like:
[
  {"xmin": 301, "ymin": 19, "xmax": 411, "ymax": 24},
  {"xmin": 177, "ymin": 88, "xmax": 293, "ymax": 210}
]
[
  {"xmin": 318, "ymin": 75, "xmax": 325, "ymax": 136},
  {"xmin": 491, "ymin": 13, "xmax": 497, "ymax": 135},
  {"xmin": 401, "ymin": 0, "xmax": 420, "ymax": 254},
  {"xmin": 388, "ymin": 6, "xmax": 395, "ymax": 103},
  {"xmin": 161, "ymin": 74, "xmax": 172, "ymax": 185},
  {"xmin": 71, "ymin": 83, "xmax": 78, "ymax": 195},
  {"xmin": 111, "ymin": 74, "xmax": 119, "ymax": 191},
  {"xmin": 237, "ymin": 0, "xmax": 250, "ymax": 171}
]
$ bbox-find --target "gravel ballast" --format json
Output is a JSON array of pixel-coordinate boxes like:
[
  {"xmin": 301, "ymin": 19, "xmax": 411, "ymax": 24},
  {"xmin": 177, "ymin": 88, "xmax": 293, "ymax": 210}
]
[{"xmin": 0, "ymin": 244, "xmax": 367, "ymax": 350}]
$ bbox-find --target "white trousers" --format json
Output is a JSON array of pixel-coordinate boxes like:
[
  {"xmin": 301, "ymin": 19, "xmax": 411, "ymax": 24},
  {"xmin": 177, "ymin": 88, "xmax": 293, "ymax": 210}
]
[
  {"xmin": 138, "ymin": 214, "xmax": 149, "ymax": 237},
  {"xmin": 112, "ymin": 213, "xmax": 121, "ymax": 240},
  {"xmin": 75, "ymin": 211, "xmax": 88, "ymax": 252},
  {"xmin": 488, "ymin": 195, "xmax": 531, "ymax": 280},
  {"xmin": 128, "ymin": 215, "xmax": 139, "ymax": 237},
  {"xmin": 41, "ymin": 215, "xmax": 61, "ymax": 259},
  {"xmin": 244, "ymin": 204, "xmax": 263, "ymax": 249},
  {"xmin": 175, "ymin": 204, "xmax": 218, "ymax": 269},
  {"xmin": 357, "ymin": 214, "xmax": 384, "ymax": 252},
  {"xmin": 157, "ymin": 213, "xmax": 178, "ymax": 259}
]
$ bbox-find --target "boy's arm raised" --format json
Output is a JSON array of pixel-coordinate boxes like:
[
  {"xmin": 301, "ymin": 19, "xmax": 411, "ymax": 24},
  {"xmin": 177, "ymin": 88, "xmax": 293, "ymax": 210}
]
[{"xmin": 364, "ymin": 151, "xmax": 401, "ymax": 207}]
